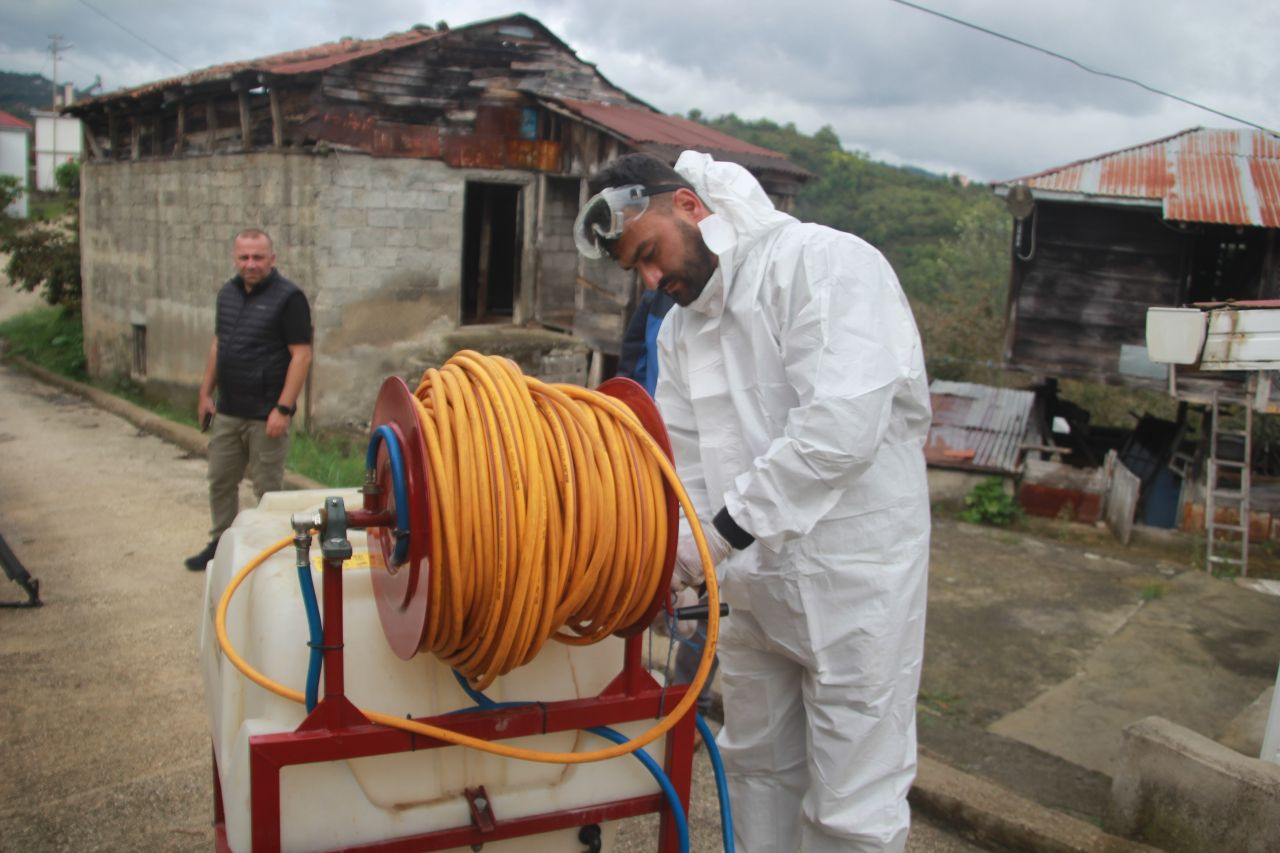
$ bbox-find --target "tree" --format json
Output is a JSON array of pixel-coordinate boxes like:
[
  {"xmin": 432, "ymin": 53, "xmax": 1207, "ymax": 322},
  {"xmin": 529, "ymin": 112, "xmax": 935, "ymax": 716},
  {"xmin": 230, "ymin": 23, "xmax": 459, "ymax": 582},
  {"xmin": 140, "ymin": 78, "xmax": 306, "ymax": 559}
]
[
  {"xmin": 55, "ymin": 160, "xmax": 80, "ymax": 195},
  {"xmin": 0, "ymin": 169, "xmax": 81, "ymax": 310},
  {"xmin": 912, "ymin": 198, "xmax": 1011, "ymax": 383},
  {"xmin": 0, "ymin": 174, "xmax": 21, "ymax": 238}
]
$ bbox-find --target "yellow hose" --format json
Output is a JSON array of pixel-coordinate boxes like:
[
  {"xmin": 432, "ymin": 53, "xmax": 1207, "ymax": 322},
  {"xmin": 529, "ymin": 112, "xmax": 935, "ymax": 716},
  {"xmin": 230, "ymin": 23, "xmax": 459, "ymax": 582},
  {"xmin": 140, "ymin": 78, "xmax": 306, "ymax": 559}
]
[{"xmin": 214, "ymin": 352, "xmax": 719, "ymax": 765}]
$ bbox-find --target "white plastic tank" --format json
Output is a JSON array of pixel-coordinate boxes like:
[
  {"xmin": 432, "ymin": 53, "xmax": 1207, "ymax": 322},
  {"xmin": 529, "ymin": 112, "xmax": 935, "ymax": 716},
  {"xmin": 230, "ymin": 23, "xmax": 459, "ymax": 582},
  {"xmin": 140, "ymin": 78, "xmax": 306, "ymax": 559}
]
[{"xmin": 200, "ymin": 488, "xmax": 663, "ymax": 852}]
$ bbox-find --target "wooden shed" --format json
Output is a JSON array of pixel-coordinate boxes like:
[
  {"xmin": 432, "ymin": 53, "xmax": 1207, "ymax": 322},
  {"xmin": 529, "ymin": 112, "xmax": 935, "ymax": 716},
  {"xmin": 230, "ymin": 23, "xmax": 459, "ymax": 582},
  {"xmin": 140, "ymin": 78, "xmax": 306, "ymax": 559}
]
[
  {"xmin": 64, "ymin": 14, "xmax": 807, "ymax": 429},
  {"xmin": 992, "ymin": 128, "xmax": 1280, "ymax": 552},
  {"xmin": 993, "ymin": 127, "xmax": 1280, "ymax": 395}
]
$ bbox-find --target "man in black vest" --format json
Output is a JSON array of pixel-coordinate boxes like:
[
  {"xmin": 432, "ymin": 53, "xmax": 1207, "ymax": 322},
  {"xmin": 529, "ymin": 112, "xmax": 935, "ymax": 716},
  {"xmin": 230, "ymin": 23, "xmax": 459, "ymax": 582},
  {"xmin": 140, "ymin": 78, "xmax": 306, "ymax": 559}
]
[{"xmin": 185, "ymin": 228, "xmax": 313, "ymax": 571}]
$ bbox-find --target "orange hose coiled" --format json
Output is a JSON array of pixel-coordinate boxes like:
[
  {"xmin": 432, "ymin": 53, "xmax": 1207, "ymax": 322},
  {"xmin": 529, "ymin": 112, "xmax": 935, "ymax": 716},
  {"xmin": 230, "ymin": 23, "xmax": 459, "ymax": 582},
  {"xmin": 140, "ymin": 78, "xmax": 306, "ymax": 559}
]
[
  {"xmin": 412, "ymin": 351, "xmax": 668, "ymax": 689},
  {"xmin": 214, "ymin": 351, "xmax": 721, "ymax": 765}
]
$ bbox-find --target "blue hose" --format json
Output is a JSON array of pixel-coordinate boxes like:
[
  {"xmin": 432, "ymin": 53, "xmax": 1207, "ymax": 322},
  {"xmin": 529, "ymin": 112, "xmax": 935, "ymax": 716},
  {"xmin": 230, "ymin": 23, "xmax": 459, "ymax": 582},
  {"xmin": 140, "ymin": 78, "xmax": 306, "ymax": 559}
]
[
  {"xmin": 696, "ymin": 713, "xmax": 735, "ymax": 853},
  {"xmin": 450, "ymin": 670, "xmax": 691, "ymax": 853},
  {"xmin": 366, "ymin": 425, "xmax": 411, "ymax": 565},
  {"xmin": 296, "ymin": 562, "xmax": 324, "ymax": 713}
]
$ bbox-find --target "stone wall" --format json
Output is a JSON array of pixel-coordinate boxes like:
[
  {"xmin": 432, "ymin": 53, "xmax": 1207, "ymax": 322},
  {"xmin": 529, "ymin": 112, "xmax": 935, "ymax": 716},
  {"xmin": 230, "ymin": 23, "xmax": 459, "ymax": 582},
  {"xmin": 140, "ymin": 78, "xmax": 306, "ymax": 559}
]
[{"xmin": 80, "ymin": 151, "xmax": 586, "ymax": 431}]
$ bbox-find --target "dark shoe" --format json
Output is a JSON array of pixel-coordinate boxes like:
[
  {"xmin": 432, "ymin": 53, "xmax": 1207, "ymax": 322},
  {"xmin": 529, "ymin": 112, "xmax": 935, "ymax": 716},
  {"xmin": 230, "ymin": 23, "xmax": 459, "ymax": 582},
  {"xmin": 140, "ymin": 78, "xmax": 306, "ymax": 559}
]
[{"xmin": 185, "ymin": 540, "xmax": 218, "ymax": 572}]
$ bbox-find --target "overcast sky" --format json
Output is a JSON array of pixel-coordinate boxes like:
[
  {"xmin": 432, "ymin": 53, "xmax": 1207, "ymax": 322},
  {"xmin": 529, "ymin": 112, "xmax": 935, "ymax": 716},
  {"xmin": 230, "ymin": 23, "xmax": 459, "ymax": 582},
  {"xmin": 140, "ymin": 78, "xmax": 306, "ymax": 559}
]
[{"xmin": 2, "ymin": 0, "xmax": 1276, "ymax": 182}]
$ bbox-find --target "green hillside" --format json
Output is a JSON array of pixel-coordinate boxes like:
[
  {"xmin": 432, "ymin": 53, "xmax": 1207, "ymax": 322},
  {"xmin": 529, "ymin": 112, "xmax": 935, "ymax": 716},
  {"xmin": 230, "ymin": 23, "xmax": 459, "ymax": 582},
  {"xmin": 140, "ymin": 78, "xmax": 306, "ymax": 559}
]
[
  {"xmin": 696, "ymin": 113, "xmax": 1011, "ymax": 382},
  {"xmin": 0, "ymin": 71, "xmax": 95, "ymax": 122}
]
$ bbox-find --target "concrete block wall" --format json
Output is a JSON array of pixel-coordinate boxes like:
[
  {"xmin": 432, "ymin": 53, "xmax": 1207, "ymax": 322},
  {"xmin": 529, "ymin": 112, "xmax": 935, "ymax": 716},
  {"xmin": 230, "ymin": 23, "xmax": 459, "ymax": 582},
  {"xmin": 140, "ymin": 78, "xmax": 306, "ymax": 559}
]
[{"xmin": 80, "ymin": 151, "xmax": 574, "ymax": 431}]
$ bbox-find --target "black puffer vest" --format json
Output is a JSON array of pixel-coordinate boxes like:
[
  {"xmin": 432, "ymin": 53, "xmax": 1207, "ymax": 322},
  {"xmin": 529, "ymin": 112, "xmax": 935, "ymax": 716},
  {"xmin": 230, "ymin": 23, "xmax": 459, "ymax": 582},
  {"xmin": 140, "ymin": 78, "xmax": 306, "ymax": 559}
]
[{"xmin": 215, "ymin": 269, "xmax": 299, "ymax": 419}]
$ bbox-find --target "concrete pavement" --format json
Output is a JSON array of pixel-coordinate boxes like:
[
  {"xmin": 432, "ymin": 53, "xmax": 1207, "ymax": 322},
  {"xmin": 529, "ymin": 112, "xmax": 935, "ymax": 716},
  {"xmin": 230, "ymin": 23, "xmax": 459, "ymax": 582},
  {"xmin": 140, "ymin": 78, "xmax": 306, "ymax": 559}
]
[{"xmin": 5, "ymin": 329, "xmax": 1280, "ymax": 850}]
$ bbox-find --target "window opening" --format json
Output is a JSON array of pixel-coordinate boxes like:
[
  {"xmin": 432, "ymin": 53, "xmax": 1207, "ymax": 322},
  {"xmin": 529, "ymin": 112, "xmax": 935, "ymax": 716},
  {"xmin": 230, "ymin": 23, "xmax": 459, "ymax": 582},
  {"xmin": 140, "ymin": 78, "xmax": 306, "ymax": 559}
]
[{"xmin": 131, "ymin": 323, "xmax": 147, "ymax": 378}]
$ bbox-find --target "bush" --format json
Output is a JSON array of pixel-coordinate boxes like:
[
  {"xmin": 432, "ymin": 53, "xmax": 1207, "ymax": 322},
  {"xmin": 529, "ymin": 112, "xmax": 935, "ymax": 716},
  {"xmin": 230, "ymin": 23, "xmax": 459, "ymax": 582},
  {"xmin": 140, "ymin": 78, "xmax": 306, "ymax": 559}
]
[
  {"xmin": 54, "ymin": 160, "xmax": 80, "ymax": 196},
  {"xmin": 959, "ymin": 477, "xmax": 1022, "ymax": 526},
  {"xmin": 1, "ymin": 166, "xmax": 81, "ymax": 310},
  {"xmin": 2, "ymin": 219, "xmax": 82, "ymax": 309},
  {"xmin": 0, "ymin": 304, "xmax": 87, "ymax": 379}
]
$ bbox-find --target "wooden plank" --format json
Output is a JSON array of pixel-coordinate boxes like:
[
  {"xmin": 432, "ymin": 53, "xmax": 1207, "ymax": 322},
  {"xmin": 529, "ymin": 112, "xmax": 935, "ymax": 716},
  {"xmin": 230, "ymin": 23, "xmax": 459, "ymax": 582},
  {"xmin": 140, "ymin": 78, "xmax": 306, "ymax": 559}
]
[
  {"xmin": 107, "ymin": 113, "xmax": 119, "ymax": 159},
  {"xmin": 1104, "ymin": 451, "xmax": 1142, "ymax": 545},
  {"xmin": 268, "ymin": 89, "xmax": 283, "ymax": 149},
  {"xmin": 130, "ymin": 118, "xmax": 140, "ymax": 161},
  {"xmin": 237, "ymin": 90, "xmax": 251, "ymax": 150},
  {"xmin": 173, "ymin": 102, "xmax": 185, "ymax": 154},
  {"xmin": 83, "ymin": 123, "xmax": 104, "ymax": 160},
  {"xmin": 206, "ymin": 101, "xmax": 217, "ymax": 151}
]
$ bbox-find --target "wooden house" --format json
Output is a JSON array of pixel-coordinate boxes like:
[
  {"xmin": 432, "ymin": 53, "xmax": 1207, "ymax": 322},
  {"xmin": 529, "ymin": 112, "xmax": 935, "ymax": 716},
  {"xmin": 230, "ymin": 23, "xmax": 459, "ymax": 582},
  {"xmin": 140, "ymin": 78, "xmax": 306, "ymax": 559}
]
[
  {"xmin": 991, "ymin": 127, "xmax": 1280, "ymax": 548},
  {"xmin": 993, "ymin": 127, "xmax": 1280, "ymax": 394},
  {"xmin": 65, "ymin": 13, "xmax": 808, "ymax": 430}
]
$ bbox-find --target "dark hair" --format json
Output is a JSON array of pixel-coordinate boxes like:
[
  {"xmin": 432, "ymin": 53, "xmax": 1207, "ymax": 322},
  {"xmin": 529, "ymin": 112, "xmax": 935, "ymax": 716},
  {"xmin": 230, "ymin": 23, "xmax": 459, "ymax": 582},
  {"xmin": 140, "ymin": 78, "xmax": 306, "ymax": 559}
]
[{"xmin": 587, "ymin": 153, "xmax": 693, "ymax": 197}]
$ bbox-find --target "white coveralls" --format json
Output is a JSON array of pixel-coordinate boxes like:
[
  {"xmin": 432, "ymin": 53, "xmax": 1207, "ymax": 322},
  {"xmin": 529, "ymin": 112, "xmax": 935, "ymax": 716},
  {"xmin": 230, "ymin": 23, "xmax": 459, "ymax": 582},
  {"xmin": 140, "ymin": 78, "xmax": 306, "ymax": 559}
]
[{"xmin": 655, "ymin": 151, "xmax": 932, "ymax": 853}]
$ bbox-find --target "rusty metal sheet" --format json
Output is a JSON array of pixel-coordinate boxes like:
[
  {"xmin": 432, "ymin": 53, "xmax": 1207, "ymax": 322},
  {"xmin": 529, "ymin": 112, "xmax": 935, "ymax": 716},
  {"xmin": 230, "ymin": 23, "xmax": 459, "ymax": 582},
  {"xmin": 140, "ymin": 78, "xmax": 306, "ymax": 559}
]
[
  {"xmin": 505, "ymin": 139, "xmax": 559, "ymax": 171},
  {"xmin": 301, "ymin": 110, "xmax": 379, "ymax": 149},
  {"xmin": 925, "ymin": 381, "xmax": 1035, "ymax": 475},
  {"xmin": 1017, "ymin": 482, "xmax": 1103, "ymax": 523},
  {"xmin": 442, "ymin": 135, "xmax": 507, "ymax": 169},
  {"xmin": 72, "ymin": 30, "xmax": 442, "ymax": 108},
  {"xmin": 372, "ymin": 121, "xmax": 440, "ymax": 158},
  {"xmin": 997, "ymin": 128, "xmax": 1280, "ymax": 229},
  {"xmin": 549, "ymin": 98, "xmax": 810, "ymax": 179}
]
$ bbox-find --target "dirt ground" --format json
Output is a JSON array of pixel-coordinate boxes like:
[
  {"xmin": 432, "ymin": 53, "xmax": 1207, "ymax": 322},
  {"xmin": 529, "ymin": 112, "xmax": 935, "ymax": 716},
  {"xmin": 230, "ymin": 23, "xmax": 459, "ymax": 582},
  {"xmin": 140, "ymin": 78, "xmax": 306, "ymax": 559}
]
[
  {"xmin": 4, "ymin": 284, "xmax": 1279, "ymax": 852},
  {"xmin": 0, "ymin": 287, "xmax": 984, "ymax": 852}
]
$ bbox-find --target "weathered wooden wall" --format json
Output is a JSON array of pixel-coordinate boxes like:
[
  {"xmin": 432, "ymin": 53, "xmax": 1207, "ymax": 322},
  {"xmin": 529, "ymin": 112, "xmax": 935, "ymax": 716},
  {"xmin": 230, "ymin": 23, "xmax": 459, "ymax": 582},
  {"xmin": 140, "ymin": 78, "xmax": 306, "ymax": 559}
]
[{"xmin": 1006, "ymin": 202, "xmax": 1186, "ymax": 386}]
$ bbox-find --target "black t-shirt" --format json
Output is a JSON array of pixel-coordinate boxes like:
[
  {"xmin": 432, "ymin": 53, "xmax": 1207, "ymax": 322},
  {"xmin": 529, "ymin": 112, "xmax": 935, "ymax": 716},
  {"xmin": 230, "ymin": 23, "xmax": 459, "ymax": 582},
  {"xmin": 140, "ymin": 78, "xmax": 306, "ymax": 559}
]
[{"xmin": 278, "ymin": 290, "xmax": 313, "ymax": 345}]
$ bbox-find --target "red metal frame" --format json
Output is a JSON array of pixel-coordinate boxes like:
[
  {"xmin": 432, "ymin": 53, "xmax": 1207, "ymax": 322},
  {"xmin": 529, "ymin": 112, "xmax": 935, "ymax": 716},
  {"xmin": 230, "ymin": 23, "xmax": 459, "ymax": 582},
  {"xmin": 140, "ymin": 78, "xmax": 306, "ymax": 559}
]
[
  {"xmin": 212, "ymin": 374, "xmax": 696, "ymax": 851},
  {"xmin": 213, "ymin": 553, "xmax": 698, "ymax": 853}
]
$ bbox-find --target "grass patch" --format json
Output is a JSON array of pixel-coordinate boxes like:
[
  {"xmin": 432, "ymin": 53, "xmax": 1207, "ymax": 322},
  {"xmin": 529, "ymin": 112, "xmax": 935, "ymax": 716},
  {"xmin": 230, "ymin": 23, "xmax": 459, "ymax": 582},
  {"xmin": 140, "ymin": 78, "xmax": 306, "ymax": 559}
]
[
  {"xmin": 27, "ymin": 195, "xmax": 72, "ymax": 222},
  {"xmin": 0, "ymin": 305, "xmax": 365, "ymax": 488},
  {"xmin": 917, "ymin": 689, "xmax": 965, "ymax": 718},
  {"xmin": 1138, "ymin": 583, "xmax": 1165, "ymax": 602},
  {"xmin": 0, "ymin": 303, "xmax": 87, "ymax": 378},
  {"xmin": 289, "ymin": 431, "xmax": 367, "ymax": 488}
]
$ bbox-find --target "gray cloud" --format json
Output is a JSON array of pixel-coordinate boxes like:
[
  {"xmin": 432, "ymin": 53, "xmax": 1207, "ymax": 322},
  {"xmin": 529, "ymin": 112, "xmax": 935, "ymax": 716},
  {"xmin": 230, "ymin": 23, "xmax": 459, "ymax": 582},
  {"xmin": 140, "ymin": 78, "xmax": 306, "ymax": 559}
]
[{"xmin": 1, "ymin": 0, "xmax": 1275, "ymax": 181}]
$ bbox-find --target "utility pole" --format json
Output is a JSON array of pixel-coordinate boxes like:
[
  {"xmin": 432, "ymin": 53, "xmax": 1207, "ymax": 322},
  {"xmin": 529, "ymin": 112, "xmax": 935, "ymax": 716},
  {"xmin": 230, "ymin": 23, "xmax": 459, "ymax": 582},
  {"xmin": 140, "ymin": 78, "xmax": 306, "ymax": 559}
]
[{"xmin": 49, "ymin": 34, "xmax": 71, "ymax": 108}]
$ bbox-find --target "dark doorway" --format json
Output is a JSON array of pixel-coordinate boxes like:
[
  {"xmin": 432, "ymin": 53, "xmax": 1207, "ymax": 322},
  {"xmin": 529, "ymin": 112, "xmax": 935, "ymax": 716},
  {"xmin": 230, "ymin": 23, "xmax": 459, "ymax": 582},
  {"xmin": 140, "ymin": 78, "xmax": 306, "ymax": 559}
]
[{"xmin": 462, "ymin": 182, "xmax": 522, "ymax": 324}]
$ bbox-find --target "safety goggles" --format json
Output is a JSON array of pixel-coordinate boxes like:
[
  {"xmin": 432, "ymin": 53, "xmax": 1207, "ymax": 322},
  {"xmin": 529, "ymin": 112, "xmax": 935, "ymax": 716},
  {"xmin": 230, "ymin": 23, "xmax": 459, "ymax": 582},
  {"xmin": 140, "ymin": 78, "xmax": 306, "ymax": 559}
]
[{"xmin": 573, "ymin": 183, "xmax": 687, "ymax": 259}]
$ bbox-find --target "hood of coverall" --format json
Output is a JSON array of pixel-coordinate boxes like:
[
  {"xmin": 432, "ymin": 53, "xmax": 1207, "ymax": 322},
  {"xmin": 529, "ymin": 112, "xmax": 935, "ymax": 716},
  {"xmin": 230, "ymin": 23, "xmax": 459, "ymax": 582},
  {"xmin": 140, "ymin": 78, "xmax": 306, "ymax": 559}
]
[{"xmin": 673, "ymin": 151, "xmax": 796, "ymax": 317}]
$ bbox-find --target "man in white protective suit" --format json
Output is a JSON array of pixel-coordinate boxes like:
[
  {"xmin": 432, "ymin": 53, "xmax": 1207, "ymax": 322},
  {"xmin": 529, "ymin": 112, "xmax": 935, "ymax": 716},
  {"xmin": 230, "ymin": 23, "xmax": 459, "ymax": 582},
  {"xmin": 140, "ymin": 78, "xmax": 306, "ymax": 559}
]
[{"xmin": 573, "ymin": 151, "xmax": 932, "ymax": 852}]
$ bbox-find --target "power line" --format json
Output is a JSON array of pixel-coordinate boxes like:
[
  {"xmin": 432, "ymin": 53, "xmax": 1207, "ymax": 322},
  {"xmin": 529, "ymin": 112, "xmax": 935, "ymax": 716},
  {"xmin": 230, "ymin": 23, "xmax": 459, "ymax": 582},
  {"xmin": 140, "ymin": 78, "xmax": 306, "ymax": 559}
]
[
  {"xmin": 75, "ymin": 0, "xmax": 191, "ymax": 73},
  {"xmin": 888, "ymin": 0, "xmax": 1277, "ymax": 135}
]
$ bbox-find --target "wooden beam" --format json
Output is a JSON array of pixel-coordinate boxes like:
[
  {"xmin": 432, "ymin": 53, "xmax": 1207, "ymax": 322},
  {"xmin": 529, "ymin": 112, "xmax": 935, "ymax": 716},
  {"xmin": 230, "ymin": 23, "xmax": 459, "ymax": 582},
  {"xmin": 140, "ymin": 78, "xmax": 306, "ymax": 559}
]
[
  {"xmin": 206, "ymin": 101, "xmax": 217, "ymax": 151},
  {"xmin": 268, "ymin": 88, "xmax": 283, "ymax": 149},
  {"xmin": 107, "ymin": 113, "xmax": 119, "ymax": 160},
  {"xmin": 83, "ymin": 124, "xmax": 104, "ymax": 160},
  {"xmin": 237, "ymin": 90, "xmax": 251, "ymax": 151},
  {"xmin": 174, "ymin": 102, "xmax": 185, "ymax": 154},
  {"xmin": 130, "ymin": 117, "xmax": 141, "ymax": 161}
]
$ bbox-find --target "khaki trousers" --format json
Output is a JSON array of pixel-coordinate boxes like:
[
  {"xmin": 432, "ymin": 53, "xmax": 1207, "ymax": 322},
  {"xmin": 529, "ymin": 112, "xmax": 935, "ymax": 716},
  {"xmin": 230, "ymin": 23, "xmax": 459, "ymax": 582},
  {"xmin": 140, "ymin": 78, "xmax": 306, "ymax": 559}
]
[{"xmin": 206, "ymin": 413, "xmax": 290, "ymax": 540}]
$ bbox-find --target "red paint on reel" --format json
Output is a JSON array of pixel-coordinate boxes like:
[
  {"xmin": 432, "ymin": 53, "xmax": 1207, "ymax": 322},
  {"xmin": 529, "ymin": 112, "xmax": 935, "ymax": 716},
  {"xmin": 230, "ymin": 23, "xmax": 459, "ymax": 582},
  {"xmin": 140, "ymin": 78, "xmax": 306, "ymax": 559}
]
[
  {"xmin": 366, "ymin": 374, "xmax": 678, "ymax": 659},
  {"xmin": 366, "ymin": 376, "xmax": 433, "ymax": 660}
]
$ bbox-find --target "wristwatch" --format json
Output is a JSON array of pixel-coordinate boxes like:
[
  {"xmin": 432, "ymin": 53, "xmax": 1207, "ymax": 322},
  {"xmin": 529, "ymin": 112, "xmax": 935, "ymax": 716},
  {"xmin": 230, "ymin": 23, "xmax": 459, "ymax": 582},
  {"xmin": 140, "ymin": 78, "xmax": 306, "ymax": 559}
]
[{"xmin": 275, "ymin": 403, "xmax": 297, "ymax": 417}]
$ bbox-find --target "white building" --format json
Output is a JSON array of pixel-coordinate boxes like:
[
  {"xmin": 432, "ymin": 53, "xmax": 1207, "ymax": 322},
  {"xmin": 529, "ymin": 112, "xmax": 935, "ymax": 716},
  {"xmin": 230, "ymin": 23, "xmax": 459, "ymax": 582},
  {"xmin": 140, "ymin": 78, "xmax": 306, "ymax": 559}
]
[
  {"xmin": 33, "ymin": 109, "xmax": 81, "ymax": 192},
  {"xmin": 0, "ymin": 110, "xmax": 31, "ymax": 218}
]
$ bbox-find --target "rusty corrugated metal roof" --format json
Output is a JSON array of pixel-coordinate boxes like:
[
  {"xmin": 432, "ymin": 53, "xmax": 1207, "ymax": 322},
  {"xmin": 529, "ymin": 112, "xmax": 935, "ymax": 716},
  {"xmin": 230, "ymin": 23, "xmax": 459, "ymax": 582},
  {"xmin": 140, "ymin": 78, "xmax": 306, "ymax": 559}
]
[
  {"xmin": 925, "ymin": 380, "xmax": 1035, "ymax": 475},
  {"xmin": 73, "ymin": 28, "xmax": 443, "ymax": 108},
  {"xmin": 550, "ymin": 98, "xmax": 811, "ymax": 179},
  {"xmin": 997, "ymin": 127, "xmax": 1280, "ymax": 228}
]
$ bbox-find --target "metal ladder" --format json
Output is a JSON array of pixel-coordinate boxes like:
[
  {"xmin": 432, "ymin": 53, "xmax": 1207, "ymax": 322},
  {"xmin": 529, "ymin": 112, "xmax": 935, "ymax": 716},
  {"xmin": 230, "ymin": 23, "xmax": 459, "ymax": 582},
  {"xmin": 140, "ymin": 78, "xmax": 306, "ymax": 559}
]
[{"xmin": 1204, "ymin": 392, "xmax": 1252, "ymax": 576}]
